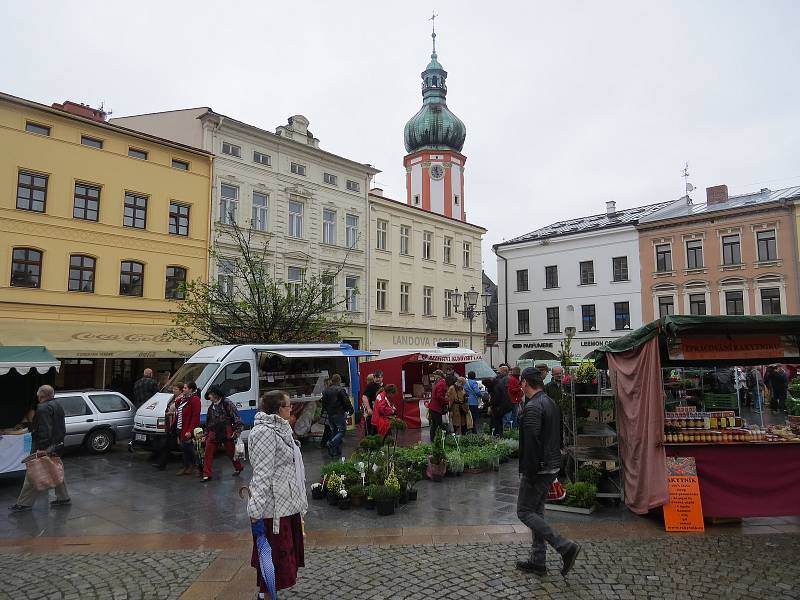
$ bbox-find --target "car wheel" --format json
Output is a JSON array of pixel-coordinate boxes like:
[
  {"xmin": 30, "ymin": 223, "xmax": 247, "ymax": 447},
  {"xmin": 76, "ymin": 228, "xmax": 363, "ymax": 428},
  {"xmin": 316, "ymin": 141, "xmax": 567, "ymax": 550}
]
[{"xmin": 86, "ymin": 430, "xmax": 114, "ymax": 454}]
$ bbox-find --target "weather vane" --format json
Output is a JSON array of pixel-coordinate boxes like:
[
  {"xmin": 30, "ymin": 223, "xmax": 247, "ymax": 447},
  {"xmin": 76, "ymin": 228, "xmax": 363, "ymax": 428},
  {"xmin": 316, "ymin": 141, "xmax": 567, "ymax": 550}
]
[
  {"xmin": 430, "ymin": 10, "xmax": 438, "ymax": 53},
  {"xmin": 682, "ymin": 162, "xmax": 694, "ymax": 196}
]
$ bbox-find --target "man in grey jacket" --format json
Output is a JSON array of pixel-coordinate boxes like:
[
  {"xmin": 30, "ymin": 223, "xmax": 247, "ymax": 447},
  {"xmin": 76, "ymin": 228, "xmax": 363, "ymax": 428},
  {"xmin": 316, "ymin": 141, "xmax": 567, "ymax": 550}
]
[{"xmin": 516, "ymin": 368, "xmax": 580, "ymax": 577}]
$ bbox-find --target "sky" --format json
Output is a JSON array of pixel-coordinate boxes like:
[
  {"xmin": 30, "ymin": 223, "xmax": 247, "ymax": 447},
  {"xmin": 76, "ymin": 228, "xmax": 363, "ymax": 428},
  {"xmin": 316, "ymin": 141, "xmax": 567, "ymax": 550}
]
[{"xmin": 3, "ymin": 1, "xmax": 799, "ymax": 280}]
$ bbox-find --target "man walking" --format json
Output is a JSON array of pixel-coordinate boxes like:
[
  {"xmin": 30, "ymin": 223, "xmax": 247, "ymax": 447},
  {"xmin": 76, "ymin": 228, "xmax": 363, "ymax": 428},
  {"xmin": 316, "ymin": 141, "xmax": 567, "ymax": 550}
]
[
  {"xmin": 490, "ymin": 365, "xmax": 512, "ymax": 436},
  {"xmin": 516, "ymin": 368, "xmax": 580, "ymax": 577},
  {"xmin": 322, "ymin": 374, "xmax": 352, "ymax": 457},
  {"xmin": 9, "ymin": 385, "xmax": 70, "ymax": 512},
  {"xmin": 133, "ymin": 368, "xmax": 160, "ymax": 408}
]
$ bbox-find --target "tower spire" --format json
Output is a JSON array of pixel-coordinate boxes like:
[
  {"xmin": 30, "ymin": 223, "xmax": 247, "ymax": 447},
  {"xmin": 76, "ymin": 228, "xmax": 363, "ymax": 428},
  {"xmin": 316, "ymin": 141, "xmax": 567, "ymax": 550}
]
[{"xmin": 430, "ymin": 10, "xmax": 438, "ymax": 56}]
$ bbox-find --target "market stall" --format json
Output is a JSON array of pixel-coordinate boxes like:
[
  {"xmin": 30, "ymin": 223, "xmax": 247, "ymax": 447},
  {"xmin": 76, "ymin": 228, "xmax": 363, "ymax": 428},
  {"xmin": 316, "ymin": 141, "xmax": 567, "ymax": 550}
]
[
  {"xmin": 0, "ymin": 346, "xmax": 60, "ymax": 475},
  {"xmin": 360, "ymin": 348, "xmax": 483, "ymax": 429},
  {"xmin": 594, "ymin": 315, "xmax": 800, "ymax": 519}
]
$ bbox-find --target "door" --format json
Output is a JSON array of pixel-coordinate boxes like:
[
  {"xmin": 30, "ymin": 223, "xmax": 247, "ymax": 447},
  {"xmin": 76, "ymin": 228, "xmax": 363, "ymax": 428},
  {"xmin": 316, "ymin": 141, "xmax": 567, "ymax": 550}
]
[
  {"xmin": 210, "ymin": 361, "xmax": 256, "ymax": 425},
  {"xmin": 88, "ymin": 392, "xmax": 135, "ymax": 440},
  {"xmin": 53, "ymin": 395, "xmax": 96, "ymax": 447}
]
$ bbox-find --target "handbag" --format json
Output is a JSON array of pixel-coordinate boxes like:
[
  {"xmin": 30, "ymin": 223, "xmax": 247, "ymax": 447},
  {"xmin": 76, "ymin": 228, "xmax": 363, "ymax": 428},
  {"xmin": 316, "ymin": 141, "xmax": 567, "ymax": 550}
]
[
  {"xmin": 547, "ymin": 478, "xmax": 567, "ymax": 502},
  {"xmin": 22, "ymin": 451, "xmax": 64, "ymax": 491},
  {"xmin": 234, "ymin": 437, "xmax": 246, "ymax": 461}
]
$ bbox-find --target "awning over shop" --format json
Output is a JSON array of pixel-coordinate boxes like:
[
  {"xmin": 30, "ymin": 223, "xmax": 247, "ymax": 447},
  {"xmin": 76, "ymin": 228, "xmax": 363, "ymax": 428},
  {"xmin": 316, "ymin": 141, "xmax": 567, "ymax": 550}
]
[
  {"xmin": 0, "ymin": 319, "xmax": 198, "ymax": 359},
  {"xmin": 0, "ymin": 346, "xmax": 60, "ymax": 375}
]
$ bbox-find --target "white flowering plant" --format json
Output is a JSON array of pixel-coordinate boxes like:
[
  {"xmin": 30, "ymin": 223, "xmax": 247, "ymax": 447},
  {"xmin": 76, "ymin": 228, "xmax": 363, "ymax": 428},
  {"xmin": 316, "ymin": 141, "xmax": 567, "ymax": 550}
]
[
  {"xmin": 311, "ymin": 482, "xmax": 323, "ymax": 491},
  {"xmin": 338, "ymin": 489, "xmax": 348, "ymax": 498}
]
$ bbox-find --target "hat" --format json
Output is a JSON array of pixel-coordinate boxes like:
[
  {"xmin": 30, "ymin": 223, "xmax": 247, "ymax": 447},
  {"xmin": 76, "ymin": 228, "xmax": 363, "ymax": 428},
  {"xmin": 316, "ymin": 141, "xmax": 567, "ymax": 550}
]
[
  {"xmin": 521, "ymin": 367, "xmax": 544, "ymax": 388},
  {"xmin": 535, "ymin": 363, "xmax": 549, "ymax": 370}
]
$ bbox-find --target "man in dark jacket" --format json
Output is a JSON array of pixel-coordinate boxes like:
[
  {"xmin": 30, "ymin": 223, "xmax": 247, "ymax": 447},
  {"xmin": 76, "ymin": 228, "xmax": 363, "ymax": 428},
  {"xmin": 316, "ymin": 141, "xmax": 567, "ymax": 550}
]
[
  {"xmin": 322, "ymin": 374, "xmax": 352, "ymax": 457},
  {"xmin": 9, "ymin": 385, "xmax": 70, "ymax": 512},
  {"xmin": 133, "ymin": 368, "xmax": 159, "ymax": 408},
  {"xmin": 516, "ymin": 368, "xmax": 580, "ymax": 577},
  {"xmin": 489, "ymin": 365, "xmax": 512, "ymax": 436}
]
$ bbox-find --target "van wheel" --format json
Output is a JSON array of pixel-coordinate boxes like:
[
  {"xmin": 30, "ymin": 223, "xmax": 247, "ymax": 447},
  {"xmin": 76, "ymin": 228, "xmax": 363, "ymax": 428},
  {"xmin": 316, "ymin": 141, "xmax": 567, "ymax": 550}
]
[{"xmin": 86, "ymin": 430, "xmax": 114, "ymax": 454}]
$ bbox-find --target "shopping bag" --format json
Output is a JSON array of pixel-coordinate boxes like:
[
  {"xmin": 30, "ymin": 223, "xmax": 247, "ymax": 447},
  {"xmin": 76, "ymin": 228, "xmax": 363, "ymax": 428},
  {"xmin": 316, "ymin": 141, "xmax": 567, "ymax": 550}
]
[
  {"xmin": 22, "ymin": 452, "xmax": 64, "ymax": 491},
  {"xmin": 547, "ymin": 478, "xmax": 566, "ymax": 502},
  {"xmin": 234, "ymin": 437, "xmax": 246, "ymax": 461}
]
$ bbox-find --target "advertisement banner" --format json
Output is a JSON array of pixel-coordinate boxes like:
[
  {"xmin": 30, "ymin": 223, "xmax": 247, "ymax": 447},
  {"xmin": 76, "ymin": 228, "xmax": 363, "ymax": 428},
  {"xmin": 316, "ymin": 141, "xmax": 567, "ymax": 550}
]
[
  {"xmin": 668, "ymin": 334, "xmax": 792, "ymax": 362},
  {"xmin": 663, "ymin": 456, "xmax": 704, "ymax": 532}
]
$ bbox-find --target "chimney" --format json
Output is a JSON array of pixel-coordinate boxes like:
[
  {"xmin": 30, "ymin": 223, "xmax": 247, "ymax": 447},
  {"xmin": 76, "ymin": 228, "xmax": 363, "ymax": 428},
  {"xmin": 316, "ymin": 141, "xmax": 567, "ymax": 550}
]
[
  {"xmin": 606, "ymin": 200, "xmax": 616, "ymax": 216},
  {"xmin": 370, "ymin": 187, "xmax": 384, "ymax": 197},
  {"xmin": 51, "ymin": 101, "xmax": 107, "ymax": 122},
  {"xmin": 706, "ymin": 185, "xmax": 729, "ymax": 205}
]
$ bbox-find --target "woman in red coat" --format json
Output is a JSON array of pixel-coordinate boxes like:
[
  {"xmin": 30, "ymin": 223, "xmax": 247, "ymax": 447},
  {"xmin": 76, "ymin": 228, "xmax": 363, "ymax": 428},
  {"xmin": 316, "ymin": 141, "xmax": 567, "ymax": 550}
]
[
  {"xmin": 371, "ymin": 384, "xmax": 397, "ymax": 438},
  {"xmin": 176, "ymin": 381, "xmax": 201, "ymax": 475}
]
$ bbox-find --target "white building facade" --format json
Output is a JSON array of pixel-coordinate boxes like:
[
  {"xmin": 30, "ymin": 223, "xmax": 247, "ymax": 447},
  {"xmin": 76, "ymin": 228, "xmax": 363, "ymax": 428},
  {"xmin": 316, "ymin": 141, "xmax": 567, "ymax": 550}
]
[{"xmin": 493, "ymin": 201, "xmax": 669, "ymax": 367}]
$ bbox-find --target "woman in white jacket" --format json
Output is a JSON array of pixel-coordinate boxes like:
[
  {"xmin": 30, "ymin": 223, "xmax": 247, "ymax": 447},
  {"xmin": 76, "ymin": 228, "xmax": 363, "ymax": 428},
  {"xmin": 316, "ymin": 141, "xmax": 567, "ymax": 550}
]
[{"xmin": 247, "ymin": 390, "xmax": 308, "ymax": 599}]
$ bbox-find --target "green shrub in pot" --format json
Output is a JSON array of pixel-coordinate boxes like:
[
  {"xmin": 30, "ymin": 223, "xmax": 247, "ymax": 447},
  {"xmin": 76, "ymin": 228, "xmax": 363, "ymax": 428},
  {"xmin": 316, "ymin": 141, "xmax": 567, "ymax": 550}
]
[{"xmin": 565, "ymin": 482, "xmax": 597, "ymax": 509}]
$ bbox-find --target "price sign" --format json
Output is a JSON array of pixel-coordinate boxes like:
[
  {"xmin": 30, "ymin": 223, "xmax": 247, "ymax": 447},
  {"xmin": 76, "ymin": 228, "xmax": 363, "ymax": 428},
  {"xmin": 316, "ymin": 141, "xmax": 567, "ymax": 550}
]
[{"xmin": 663, "ymin": 457, "xmax": 704, "ymax": 532}]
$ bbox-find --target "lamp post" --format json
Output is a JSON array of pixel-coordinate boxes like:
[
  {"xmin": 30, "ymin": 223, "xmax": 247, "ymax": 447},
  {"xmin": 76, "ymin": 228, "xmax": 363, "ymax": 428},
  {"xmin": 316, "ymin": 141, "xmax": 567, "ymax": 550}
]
[{"xmin": 451, "ymin": 286, "xmax": 491, "ymax": 350}]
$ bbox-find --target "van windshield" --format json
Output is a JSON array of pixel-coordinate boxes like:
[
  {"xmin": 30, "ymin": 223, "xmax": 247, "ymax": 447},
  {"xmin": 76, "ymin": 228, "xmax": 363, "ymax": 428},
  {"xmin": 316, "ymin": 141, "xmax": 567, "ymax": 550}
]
[{"xmin": 162, "ymin": 362, "xmax": 220, "ymax": 393}]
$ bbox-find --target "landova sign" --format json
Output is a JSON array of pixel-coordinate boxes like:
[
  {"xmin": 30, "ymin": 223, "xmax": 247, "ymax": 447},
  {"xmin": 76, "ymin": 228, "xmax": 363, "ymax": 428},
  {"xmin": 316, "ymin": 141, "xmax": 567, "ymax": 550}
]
[{"xmin": 668, "ymin": 334, "xmax": 797, "ymax": 361}]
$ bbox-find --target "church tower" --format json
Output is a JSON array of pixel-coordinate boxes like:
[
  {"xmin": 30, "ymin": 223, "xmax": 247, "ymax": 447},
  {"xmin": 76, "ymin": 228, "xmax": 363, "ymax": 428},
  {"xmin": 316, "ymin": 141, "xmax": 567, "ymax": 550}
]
[{"xmin": 403, "ymin": 21, "xmax": 467, "ymax": 221}]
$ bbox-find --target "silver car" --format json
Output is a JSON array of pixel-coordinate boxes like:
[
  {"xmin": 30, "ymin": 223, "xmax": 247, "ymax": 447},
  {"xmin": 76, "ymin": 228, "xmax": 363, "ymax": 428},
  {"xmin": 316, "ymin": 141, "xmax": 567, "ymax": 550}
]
[{"xmin": 53, "ymin": 391, "xmax": 135, "ymax": 454}]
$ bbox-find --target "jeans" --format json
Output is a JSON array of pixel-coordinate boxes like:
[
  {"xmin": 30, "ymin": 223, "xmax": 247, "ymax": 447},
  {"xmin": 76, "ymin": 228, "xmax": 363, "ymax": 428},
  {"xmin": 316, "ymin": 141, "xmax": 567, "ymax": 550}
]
[
  {"xmin": 468, "ymin": 405, "xmax": 481, "ymax": 434},
  {"xmin": 328, "ymin": 414, "xmax": 348, "ymax": 455},
  {"xmin": 504, "ymin": 406, "xmax": 519, "ymax": 429},
  {"xmin": 17, "ymin": 463, "xmax": 69, "ymax": 507},
  {"xmin": 490, "ymin": 412, "xmax": 504, "ymax": 436},
  {"xmin": 517, "ymin": 473, "xmax": 573, "ymax": 566},
  {"xmin": 429, "ymin": 410, "xmax": 443, "ymax": 442},
  {"xmin": 181, "ymin": 439, "xmax": 196, "ymax": 468}
]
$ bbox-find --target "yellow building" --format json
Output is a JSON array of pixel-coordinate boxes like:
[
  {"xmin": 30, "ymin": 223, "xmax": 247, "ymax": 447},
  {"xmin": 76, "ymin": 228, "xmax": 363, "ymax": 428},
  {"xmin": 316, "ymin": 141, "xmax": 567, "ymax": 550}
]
[{"xmin": 0, "ymin": 93, "xmax": 213, "ymax": 396}]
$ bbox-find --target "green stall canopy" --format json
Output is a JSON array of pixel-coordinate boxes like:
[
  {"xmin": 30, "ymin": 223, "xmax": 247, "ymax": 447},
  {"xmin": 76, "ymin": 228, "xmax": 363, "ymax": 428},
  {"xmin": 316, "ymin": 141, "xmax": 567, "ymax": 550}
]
[{"xmin": 0, "ymin": 346, "xmax": 61, "ymax": 376}]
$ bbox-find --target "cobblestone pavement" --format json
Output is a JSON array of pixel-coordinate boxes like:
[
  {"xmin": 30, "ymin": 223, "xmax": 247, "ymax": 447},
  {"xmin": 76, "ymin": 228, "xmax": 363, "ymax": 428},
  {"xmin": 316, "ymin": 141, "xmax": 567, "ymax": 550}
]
[
  {"xmin": 0, "ymin": 550, "xmax": 217, "ymax": 600},
  {"xmin": 276, "ymin": 535, "xmax": 800, "ymax": 600}
]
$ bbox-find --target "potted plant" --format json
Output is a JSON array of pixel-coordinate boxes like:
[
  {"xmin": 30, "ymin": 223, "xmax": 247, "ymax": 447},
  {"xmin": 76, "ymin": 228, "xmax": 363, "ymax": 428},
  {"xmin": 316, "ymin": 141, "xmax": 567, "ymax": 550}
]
[
  {"xmin": 371, "ymin": 485, "xmax": 399, "ymax": 516},
  {"xmin": 338, "ymin": 488, "xmax": 350, "ymax": 510},
  {"xmin": 446, "ymin": 451, "xmax": 465, "ymax": 476},
  {"xmin": 326, "ymin": 473, "xmax": 343, "ymax": 506},
  {"xmin": 564, "ymin": 481, "xmax": 597, "ymax": 513},
  {"xmin": 311, "ymin": 482, "xmax": 325, "ymax": 500},
  {"xmin": 365, "ymin": 485, "xmax": 376, "ymax": 510},
  {"xmin": 404, "ymin": 469, "xmax": 421, "ymax": 501},
  {"xmin": 426, "ymin": 429, "xmax": 448, "ymax": 482},
  {"xmin": 348, "ymin": 484, "xmax": 366, "ymax": 508},
  {"xmin": 575, "ymin": 362, "xmax": 598, "ymax": 395}
]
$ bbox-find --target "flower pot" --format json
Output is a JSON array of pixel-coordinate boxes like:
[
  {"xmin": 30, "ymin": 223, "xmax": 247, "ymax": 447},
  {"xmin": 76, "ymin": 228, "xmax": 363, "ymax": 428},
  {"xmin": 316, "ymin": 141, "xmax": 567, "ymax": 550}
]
[
  {"xmin": 426, "ymin": 457, "xmax": 447, "ymax": 482},
  {"xmin": 407, "ymin": 489, "xmax": 418, "ymax": 501},
  {"xmin": 575, "ymin": 383, "xmax": 595, "ymax": 396},
  {"xmin": 326, "ymin": 491, "xmax": 339, "ymax": 506},
  {"xmin": 350, "ymin": 495, "xmax": 364, "ymax": 508},
  {"xmin": 376, "ymin": 499, "xmax": 395, "ymax": 516},
  {"xmin": 366, "ymin": 498, "xmax": 375, "ymax": 510},
  {"xmin": 311, "ymin": 487, "xmax": 325, "ymax": 500},
  {"xmin": 338, "ymin": 498, "xmax": 351, "ymax": 510}
]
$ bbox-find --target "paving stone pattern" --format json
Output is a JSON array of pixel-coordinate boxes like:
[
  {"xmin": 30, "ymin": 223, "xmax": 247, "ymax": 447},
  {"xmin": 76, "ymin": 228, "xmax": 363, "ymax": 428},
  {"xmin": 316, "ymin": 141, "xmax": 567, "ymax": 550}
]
[
  {"xmin": 281, "ymin": 534, "xmax": 800, "ymax": 600},
  {"xmin": 0, "ymin": 550, "xmax": 217, "ymax": 600}
]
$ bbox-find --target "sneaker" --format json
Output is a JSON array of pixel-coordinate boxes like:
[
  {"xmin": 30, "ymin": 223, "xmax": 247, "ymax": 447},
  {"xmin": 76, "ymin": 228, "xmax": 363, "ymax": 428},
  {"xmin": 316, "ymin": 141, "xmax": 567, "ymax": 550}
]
[
  {"xmin": 515, "ymin": 560, "xmax": 546, "ymax": 576},
  {"xmin": 50, "ymin": 498, "xmax": 71, "ymax": 507},
  {"xmin": 560, "ymin": 543, "xmax": 581, "ymax": 576},
  {"xmin": 8, "ymin": 504, "xmax": 32, "ymax": 513}
]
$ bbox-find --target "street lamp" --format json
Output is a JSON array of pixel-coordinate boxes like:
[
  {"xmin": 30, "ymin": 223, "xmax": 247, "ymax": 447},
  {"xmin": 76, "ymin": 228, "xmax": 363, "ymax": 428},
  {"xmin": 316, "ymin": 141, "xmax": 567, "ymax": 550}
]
[{"xmin": 451, "ymin": 285, "xmax": 491, "ymax": 350}]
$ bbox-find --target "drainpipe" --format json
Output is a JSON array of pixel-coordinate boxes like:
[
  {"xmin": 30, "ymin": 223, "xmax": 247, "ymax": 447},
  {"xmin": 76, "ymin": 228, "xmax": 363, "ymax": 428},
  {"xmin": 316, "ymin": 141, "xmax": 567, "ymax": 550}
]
[
  {"xmin": 365, "ymin": 178, "xmax": 372, "ymax": 350},
  {"xmin": 494, "ymin": 244, "xmax": 509, "ymax": 364},
  {"xmin": 786, "ymin": 198, "xmax": 800, "ymax": 311}
]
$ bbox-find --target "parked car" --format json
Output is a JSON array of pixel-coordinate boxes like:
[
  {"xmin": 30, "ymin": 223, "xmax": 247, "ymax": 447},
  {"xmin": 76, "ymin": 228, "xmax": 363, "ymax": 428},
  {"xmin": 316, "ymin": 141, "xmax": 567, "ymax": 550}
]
[{"xmin": 53, "ymin": 390, "xmax": 135, "ymax": 454}]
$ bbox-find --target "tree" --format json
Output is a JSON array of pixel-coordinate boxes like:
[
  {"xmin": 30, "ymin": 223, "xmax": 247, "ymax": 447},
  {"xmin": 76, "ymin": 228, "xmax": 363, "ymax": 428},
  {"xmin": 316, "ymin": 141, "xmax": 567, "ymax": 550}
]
[{"xmin": 169, "ymin": 220, "xmax": 358, "ymax": 345}]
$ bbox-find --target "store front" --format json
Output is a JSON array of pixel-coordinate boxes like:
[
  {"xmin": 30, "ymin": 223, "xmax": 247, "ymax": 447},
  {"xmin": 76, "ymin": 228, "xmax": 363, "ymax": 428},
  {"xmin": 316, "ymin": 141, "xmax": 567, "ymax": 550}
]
[{"xmin": 510, "ymin": 338, "xmax": 620, "ymax": 365}]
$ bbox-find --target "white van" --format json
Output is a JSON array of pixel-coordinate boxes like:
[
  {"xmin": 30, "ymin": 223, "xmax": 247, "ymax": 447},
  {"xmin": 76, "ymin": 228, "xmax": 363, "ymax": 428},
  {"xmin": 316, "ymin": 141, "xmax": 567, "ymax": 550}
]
[{"xmin": 130, "ymin": 343, "xmax": 370, "ymax": 450}]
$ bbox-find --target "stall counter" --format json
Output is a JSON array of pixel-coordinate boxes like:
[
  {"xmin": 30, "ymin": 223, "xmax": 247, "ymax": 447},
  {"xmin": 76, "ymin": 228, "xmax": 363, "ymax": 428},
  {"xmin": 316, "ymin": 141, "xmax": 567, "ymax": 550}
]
[{"xmin": 0, "ymin": 433, "xmax": 31, "ymax": 475}]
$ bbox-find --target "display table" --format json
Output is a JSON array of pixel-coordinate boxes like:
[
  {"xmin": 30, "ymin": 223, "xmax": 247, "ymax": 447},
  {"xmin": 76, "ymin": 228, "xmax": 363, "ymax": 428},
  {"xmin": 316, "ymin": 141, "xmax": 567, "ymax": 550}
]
[
  {"xmin": 0, "ymin": 433, "xmax": 31, "ymax": 474},
  {"xmin": 665, "ymin": 442, "xmax": 800, "ymax": 518}
]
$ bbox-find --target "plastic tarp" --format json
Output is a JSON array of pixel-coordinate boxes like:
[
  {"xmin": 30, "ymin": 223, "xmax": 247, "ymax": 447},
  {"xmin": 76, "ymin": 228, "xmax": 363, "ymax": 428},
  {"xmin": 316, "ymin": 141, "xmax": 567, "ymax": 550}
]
[{"xmin": 0, "ymin": 346, "xmax": 60, "ymax": 376}]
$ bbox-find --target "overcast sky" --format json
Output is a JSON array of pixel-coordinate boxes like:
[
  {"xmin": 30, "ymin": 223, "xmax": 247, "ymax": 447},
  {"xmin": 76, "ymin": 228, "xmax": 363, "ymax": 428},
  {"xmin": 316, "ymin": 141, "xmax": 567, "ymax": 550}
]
[{"xmin": 3, "ymin": 1, "xmax": 799, "ymax": 279}]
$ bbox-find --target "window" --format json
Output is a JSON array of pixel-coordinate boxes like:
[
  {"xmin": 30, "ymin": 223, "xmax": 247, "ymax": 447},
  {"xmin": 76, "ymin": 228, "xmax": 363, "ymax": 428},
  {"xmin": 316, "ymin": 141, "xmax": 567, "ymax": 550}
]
[
  {"xmin": 655, "ymin": 244, "xmax": 672, "ymax": 272},
  {"xmin": 345, "ymin": 276, "xmax": 359, "ymax": 311},
  {"xmin": 253, "ymin": 151, "xmax": 271, "ymax": 166},
  {"xmin": 169, "ymin": 202, "xmax": 190, "ymax": 236},
  {"xmin": 73, "ymin": 183, "xmax": 100, "ymax": 221},
  {"xmin": 81, "ymin": 135, "xmax": 103, "ymax": 149},
  {"xmin": 89, "ymin": 393, "xmax": 130, "ymax": 413},
  {"xmin": 757, "ymin": 230, "xmax": 777, "ymax": 262},
  {"xmin": 761, "ymin": 288, "xmax": 781, "ymax": 315},
  {"xmin": 128, "ymin": 148, "xmax": 147, "ymax": 160},
  {"xmin": 322, "ymin": 209, "xmax": 337, "ymax": 245},
  {"xmin": 220, "ymin": 184, "xmax": 238, "ymax": 225},
  {"xmin": 463, "ymin": 242, "xmax": 471, "ymax": 268},
  {"xmin": 290, "ymin": 162, "xmax": 306, "ymax": 176},
  {"xmin": 346, "ymin": 214, "xmax": 358, "ymax": 248},
  {"xmin": 516, "ymin": 269, "xmax": 529, "ymax": 292},
  {"xmin": 376, "ymin": 279, "xmax": 388, "ymax": 311},
  {"xmin": 443, "ymin": 237, "xmax": 453, "ymax": 264},
  {"xmin": 165, "ymin": 266, "xmax": 187, "ymax": 300},
  {"xmin": 614, "ymin": 302, "xmax": 631, "ymax": 330},
  {"xmin": 376, "ymin": 220, "xmax": 388, "ymax": 250},
  {"xmin": 686, "ymin": 240, "xmax": 704, "ymax": 269},
  {"xmin": 413, "ymin": 194, "xmax": 421, "ymax": 206},
  {"xmin": 26, "ymin": 121, "xmax": 50, "ymax": 136},
  {"xmin": 423, "ymin": 231, "xmax": 433, "ymax": 260},
  {"xmin": 518, "ymin": 309, "xmax": 530, "ymax": 334},
  {"xmin": 658, "ymin": 296, "xmax": 674, "ymax": 318},
  {"xmin": 171, "ymin": 158, "xmax": 189, "ymax": 171},
  {"xmin": 689, "ymin": 293, "xmax": 706, "ymax": 316},
  {"xmin": 581, "ymin": 305, "xmax": 596, "ymax": 331},
  {"xmin": 400, "ymin": 283, "xmax": 411, "ymax": 313},
  {"xmin": 725, "ymin": 290, "xmax": 744, "ymax": 315},
  {"xmin": 400, "ymin": 225, "xmax": 410, "ymax": 255},
  {"xmin": 322, "ymin": 273, "xmax": 335, "ymax": 307},
  {"xmin": 346, "ymin": 180, "xmax": 360, "ymax": 192},
  {"xmin": 612, "ymin": 257, "xmax": 628, "ymax": 282},
  {"xmin": 222, "ymin": 142, "xmax": 241, "ymax": 158},
  {"xmin": 324, "ymin": 173, "xmax": 338, "ymax": 186},
  {"xmin": 288, "ymin": 201, "xmax": 303, "ymax": 237},
  {"xmin": 16, "ymin": 171, "xmax": 48, "ymax": 212},
  {"xmin": 55, "ymin": 395, "xmax": 92, "ymax": 418},
  {"xmin": 454, "ymin": 194, "xmax": 460, "ymax": 206},
  {"xmin": 444, "ymin": 289, "xmax": 453, "ymax": 317},
  {"xmin": 722, "ymin": 234, "xmax": 741, "ymax": 265},
  {"xmin": 11, "ymin": 248, "xmax": 42, "ymax": 288},
  {"xmin": 545, "ymin": 266, "xmax": 558, "ymax": 289},
  {"xmin": 423, "ymin": 286, "xmax": 433, "ymax": 316},
  {"xmin": 546, "ymin": 307, "xmax": 560, "ymax": 333},
  {"xmin": 68, "ymin": 255, "xmax": 95, "ymax": 292},
  {"xmin": 212, "ymin": 362, "xmax": 252, "ymax": 396},
  {"xmin": 579, "ymin": 260, "xmax": 595, "ymax": 285},
  {"xmin": 119, "ymin": 261, "xmax": 144, "ymax": 296},
  {"xmin": 251, "ymin": 192, "xmax": 268, "ymax": 232},
  {"xmin": 287, "ymin": 267, "xmax": 303, "ymax": 297},
  {"xmin": 217, "ymin": 258, "xmax": 235, "ymax": 297},
  {"xmin": 123, "ymin": 192, "xmax": 147, "ymax": 229}
]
